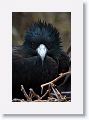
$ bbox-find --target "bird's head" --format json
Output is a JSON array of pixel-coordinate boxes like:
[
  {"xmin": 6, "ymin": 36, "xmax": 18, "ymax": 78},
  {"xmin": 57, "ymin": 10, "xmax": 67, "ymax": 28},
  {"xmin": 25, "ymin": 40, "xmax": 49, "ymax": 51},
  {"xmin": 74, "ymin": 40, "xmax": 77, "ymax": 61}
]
[{"xmin": 23, "ymin": 20, "xmax": 62, "ymax": 63}]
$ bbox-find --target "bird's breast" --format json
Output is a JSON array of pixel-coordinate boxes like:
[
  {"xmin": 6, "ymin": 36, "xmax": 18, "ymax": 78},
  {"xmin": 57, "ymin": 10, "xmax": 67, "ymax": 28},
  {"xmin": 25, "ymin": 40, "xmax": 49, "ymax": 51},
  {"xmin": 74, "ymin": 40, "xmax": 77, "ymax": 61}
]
[{"xmin": 28, "ymin": 55, "xmax": 59, "ymax": 86}]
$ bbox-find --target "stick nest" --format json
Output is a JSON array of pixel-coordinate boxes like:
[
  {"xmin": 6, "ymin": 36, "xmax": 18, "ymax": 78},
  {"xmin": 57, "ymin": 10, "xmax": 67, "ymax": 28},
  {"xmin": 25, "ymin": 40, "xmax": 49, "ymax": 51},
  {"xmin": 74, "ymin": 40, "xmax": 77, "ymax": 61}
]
[{"xmin": 12, "ymin": 71, "xmax": 71, "ymax": 102}]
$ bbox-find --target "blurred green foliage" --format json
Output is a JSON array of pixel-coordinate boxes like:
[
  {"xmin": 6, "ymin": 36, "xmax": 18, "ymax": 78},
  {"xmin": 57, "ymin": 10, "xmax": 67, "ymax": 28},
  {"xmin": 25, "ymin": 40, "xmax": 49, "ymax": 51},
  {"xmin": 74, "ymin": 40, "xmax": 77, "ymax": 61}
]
[{"xmin": 12, "ymin": 12, "xmax": 71, "ymax": 52}]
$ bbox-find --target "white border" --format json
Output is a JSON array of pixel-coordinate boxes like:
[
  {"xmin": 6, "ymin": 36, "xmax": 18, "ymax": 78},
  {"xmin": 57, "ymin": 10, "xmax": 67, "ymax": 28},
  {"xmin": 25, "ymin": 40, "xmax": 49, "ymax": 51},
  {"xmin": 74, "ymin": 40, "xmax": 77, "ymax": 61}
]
[{"xmin": 0, "ymin": 0, "xmax": 83, "ymax": 114}]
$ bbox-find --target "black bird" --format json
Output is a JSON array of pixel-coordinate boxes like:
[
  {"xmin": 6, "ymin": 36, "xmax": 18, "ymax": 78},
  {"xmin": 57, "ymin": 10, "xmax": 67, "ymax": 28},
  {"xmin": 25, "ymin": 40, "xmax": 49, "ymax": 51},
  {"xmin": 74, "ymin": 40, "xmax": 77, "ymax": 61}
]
[{"xmin": 12, "ymin": 21, "xmax": 70, "ymax": 99}]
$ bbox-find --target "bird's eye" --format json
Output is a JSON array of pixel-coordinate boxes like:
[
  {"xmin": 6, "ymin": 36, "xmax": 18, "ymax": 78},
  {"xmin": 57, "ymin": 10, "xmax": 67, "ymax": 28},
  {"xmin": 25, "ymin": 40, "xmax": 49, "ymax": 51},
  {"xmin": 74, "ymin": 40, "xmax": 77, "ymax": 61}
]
[{"xmin": 30, "ymin": 42, "xmax": 35, "ymax": 48}]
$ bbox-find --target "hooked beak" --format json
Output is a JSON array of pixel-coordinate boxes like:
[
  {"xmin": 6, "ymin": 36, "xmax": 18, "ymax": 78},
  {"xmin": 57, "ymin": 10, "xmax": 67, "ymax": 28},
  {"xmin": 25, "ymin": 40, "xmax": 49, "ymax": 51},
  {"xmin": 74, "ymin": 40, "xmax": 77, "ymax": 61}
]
[{"xmin": 36, "ymin": 44, "xmax": 47, "ymax": 62}]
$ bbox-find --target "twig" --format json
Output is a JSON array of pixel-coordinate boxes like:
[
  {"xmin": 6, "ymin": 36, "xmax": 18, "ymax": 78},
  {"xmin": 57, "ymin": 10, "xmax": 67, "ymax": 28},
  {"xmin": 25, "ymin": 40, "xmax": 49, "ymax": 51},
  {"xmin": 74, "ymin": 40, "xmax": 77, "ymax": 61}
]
[
  {"xmin": 50, "ymin": 83, "xmax": 67, "ymax": 102},
  {"xmin": 61, "ymin": 91, "xmax": 71, "ymax": 94},
  {"xmin": 50, "ymin": 83, "xmax": 60, "ymax": 100},
  {"xmin": 40, "ymin": 90, "xmax": 49, "ymax": 99},
  {"xmin": 48, "ymin": 97, "xmax": 58, "ymax": 102},
  {"xmin": 12, "ymin": 98, "xmax": 25, "ymax": 102},
  {"xmin": 41, "ymin": 71, "xmax": 71, "ymax": 88},
  {"xmin": 21, "ymin": 85, "xmax": 32, "ymax": 101},
  {"xmin": 34, "ymin": 100, "xmax": 47, "ymax": 102},
  {"xmin": 55, "ymin": 88, "xmax": 67, "ymax": 101},
  {"xmin": 48, "ymin": 84, "xmax": 52, "ymax": 97},
  {"xmin": 29, "ymin": 88, "xmax": 40, "ymax": 99}
]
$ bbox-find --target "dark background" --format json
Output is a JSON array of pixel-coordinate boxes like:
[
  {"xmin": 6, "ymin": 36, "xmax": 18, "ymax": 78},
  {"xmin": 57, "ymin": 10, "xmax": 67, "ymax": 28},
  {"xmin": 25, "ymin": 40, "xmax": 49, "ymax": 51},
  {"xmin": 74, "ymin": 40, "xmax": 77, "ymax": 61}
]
[{"xmin": 12, "ymin": 12, "xmax": 71, "ymax": 52}]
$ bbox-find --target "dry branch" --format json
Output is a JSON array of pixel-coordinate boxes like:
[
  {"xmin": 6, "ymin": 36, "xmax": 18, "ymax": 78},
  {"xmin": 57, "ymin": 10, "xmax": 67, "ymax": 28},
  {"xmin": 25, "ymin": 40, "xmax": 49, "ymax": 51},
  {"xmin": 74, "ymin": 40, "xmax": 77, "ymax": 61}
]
[
  {"xmin": 41, "ymin": 71, "xmax": 71, "ymax": 88},
  {"xmin": 21, "ymin": 85, "xmax": 32, "ymax": 101},
  {"xmin": 29, "ymin": 88, "xmax": 40, "ymax": 99}
]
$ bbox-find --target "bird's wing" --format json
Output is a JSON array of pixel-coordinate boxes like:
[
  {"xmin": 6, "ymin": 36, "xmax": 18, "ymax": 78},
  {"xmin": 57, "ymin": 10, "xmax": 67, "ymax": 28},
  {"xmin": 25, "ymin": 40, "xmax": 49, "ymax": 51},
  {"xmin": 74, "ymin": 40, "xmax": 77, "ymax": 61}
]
[
  {"xmin": 56, "ymin": 51, "xmax": 71, "ymax": 93},
  {"xmin": 58, "ymin": 51, "xmax": 70, "ymax": 73},
  {"xmin": 12, "ymin": 46, "xmax": 38, "ymax": 80}
]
